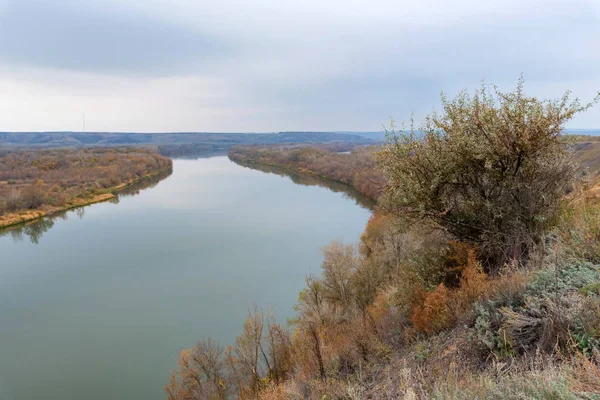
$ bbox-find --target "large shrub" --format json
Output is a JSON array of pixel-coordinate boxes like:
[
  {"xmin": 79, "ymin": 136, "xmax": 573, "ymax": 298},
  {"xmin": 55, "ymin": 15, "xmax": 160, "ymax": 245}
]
[{"xmin": 378, "ymin": 79, "xmax": 598, "ymax": 270}]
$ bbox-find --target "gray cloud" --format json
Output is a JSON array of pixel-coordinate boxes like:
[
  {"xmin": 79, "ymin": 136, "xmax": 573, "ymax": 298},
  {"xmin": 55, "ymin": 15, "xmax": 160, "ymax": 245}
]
[
  {"xmin": 0, "ymin": 0, "xmax": 232, "ymax": 74},
  {"xmin": 0, "ymin": 0, "xmax": 598, "ymax": 131}
]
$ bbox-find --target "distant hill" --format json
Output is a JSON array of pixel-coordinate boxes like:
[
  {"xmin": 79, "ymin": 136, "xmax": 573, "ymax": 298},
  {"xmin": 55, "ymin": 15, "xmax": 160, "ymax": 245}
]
[
  {"xmin": 344, "ymin": 129, "xmax": 600, "ymax": 141},
  {"xmin": 2, "ymin": 129, "xmax": 596, "ymax": 155},
  {"xmin": 280, "ymin": 131, "xmax": 388, "ymax": 141},
  {"xmin": 0, "ymin": 131, "xmax": 374, "ymax": 155},
  {"xmin": 566, "ymin": 129, "xmax": 600, "ymax": 136}
]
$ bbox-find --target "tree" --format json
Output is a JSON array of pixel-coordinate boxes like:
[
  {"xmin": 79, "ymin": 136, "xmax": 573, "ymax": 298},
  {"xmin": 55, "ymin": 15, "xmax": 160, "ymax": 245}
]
[
  {"xmin": 320, "ymin": 242, "xmax": 358, "ymax": 315},
  {"xmin": 295, "ymin": 276, "xmax": 329, "ymax": 380},
  {"xmin": 378, "ymin": 79, "xmax": 599, "ymax": 270},
  {"xmin": 22, "ymin": 180, "xmax": 45, "ymax": 209},
  {"xmin": 165, "ymin": 339, "xmax": 228, "ymax": 400},
  {"xmin": 230, "ymin": 306, "xmax": 267, "ymax": 397}
]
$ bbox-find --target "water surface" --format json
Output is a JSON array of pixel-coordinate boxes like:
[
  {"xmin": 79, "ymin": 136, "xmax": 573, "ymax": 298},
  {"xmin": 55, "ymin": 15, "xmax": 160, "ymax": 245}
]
[{"xmin": 0, "ymin": 156, "xmax": 371, "ymax": 400}]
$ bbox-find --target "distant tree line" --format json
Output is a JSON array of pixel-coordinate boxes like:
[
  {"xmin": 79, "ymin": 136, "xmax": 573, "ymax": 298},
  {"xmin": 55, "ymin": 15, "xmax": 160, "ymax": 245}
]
[{"xmin": 229, "ymin": 144, "xmax": 384, "ymax": 201}]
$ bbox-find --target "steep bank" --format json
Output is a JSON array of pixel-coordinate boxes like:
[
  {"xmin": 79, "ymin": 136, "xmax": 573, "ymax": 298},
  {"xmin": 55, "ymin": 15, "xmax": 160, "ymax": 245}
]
[{"xmin": 169, "ymin": 85, "xmax": 600, "ymax": 399}]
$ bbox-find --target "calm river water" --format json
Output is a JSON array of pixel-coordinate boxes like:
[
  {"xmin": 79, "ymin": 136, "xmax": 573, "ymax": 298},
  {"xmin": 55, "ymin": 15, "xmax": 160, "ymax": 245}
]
[{"xmin": 0, "ymin": 155, "xmax": 372, "ymax": 400}]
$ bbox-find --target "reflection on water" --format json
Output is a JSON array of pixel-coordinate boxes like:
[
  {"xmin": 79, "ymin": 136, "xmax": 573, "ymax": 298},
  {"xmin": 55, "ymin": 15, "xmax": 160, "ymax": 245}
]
[
  {"xmin": 1, "ymin": 216, "xmax": 60, "ymax": 244},
  {"xmin": 0, "ymin": 156, "xmax": 371, "ymax": 400},
  {"xmin": 0, "ymin": 162, "xmax": 371, "ymax": 245},
  {"xmin": 232, "ymin": 160, "xmax": 376, "ymax": 210},
  {"xmin": 171, "ymin": 150, "xmax": 229, "ymax": 160},
  {"xmin": 0, "ymin": 168, "xmax": 172, "ymax": 244}
]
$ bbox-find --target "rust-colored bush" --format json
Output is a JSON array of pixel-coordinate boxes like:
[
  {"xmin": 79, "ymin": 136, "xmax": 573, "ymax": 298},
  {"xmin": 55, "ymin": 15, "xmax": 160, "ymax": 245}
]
[
  {"xmin": 411, "ymin": 284, "xmax": 452, "ymax": 334},
  {"xmin": 411, "ymin": 247, "xmax": 492, "ymax": 334},
  {"xmin": 451, "ymin": 252, "xmax": 490, "ymax": 318}
]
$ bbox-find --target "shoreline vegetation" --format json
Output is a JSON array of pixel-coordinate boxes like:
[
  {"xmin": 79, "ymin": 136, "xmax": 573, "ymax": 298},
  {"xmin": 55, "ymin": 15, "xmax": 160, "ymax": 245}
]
[
  {"xmin": 167, "ymin": 82, "xmax": 600, "ymax": 400},
  {"xmin": 232, "ymin": 159, "xmax": 376, "ymax": 211},
  {"xmin": 0, "ymin": 167, "xmax": 172, "ymax": 229},
  {"xmin": 0, "ymin": 167, "xmax": 174, "ymax": 244},
  {"xmin": 228, "ymin": 144, "xmax": 384, "ymax": 201},
  {"xmin": 0, "ymin": 148, "xmax": 172, "ymax": 230}
]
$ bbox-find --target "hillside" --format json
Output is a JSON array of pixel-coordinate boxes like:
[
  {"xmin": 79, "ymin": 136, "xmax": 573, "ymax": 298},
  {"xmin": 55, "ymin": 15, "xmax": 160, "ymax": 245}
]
[
  {"xmin": 0, "ymin": 131, "xmax": 373, "ymax": 153},
  {"xmin": 167, "ymin": 84, "xmax": 600, "ymax": 400},
  {"xmin": 572, "ymin": 136, "xmax": 600, "ymax": 185}
]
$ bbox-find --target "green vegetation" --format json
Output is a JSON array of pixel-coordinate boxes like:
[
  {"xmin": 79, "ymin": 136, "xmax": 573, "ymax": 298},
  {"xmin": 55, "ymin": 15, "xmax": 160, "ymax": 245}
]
[
  {"xmin": 0, "ymin": 147, "xmax": 172, "ymax": 228},
  {"xmin": 379, "ymin": 79, "xmax": 587, "ymax": 270},
  {"xmin": 168, "ymin": 82, "xmax": 600, "ymax": 399}
]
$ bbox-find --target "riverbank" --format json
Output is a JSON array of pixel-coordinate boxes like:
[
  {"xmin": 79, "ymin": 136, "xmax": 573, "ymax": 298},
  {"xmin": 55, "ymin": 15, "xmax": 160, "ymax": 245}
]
[
  {"xmin": 0, "ymin": 165, "xmax": 172, "ymax": 230},
  {"xmin": 232, "ymin": 158, "xmax": 376, "ymax": 210},
  {"xmin": 228, "ymin": 145, "xmax": 383, "ymax": 201},
  {"xmin": 234, "ymin": 157, "xmax": 372, "ymax": 196}
]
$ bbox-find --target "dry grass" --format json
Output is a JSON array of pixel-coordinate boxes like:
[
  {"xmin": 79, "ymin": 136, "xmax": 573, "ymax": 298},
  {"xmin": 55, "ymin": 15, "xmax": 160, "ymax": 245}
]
[
  {"xmin": 559, "ymin": 198, "xmax": 600, "ymax": 263},
  {"xmin": 346, "ymin": 348, "xmax": 600, "ymax": 400},
  {"xmin": 573, "ymin": 140, "xmax": 600, "ymax": 186},
  {"xmin": 0, "ymin": 210, "xmax": 46, "ymax": 228}
]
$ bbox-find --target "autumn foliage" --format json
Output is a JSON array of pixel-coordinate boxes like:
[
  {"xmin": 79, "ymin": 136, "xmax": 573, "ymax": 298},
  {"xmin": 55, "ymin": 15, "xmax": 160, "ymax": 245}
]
[
  {"xmin": 229, "ymin": 144, "xmax": 384, "ymax": 200},
  {"xmin": 0, "ymin": 148, "xmax": 172, "ymax": 218}
]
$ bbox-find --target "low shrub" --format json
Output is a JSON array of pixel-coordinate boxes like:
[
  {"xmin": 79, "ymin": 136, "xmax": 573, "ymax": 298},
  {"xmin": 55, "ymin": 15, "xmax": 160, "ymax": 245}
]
[
  {"xmin": 527, "ymin": 259, "xmax": 600, "ymax": 297},
  {"xmin": 411, "ymin": 284, "xmax": 452, "ymax": 334}
]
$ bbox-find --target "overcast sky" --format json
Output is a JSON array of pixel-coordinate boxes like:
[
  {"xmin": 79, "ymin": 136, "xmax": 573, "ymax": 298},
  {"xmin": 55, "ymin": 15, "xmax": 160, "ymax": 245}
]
[{"xmin": 0, "ymin": 0, "xmax": 598, "ymax": 132}]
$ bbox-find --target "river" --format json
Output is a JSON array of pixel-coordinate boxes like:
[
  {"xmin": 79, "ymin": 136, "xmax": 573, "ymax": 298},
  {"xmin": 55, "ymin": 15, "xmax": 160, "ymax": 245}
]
[{"xmin": 0, "ymin": 155, "xmax": 372, "ymax": 400}]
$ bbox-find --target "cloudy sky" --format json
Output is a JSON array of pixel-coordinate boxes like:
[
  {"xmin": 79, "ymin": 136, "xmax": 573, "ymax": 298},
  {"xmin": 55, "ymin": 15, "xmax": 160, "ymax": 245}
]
[{"xmin": 0, "ymin": 0, "xmax": 598, "ymax": 132}]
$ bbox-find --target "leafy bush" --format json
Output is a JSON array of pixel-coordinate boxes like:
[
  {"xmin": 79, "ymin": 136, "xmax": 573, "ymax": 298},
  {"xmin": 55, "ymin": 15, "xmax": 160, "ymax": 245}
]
[
  {"xmin": 378, "ymin": 79, "xmax": 598, "ymax": 270},
  {"xmin": 473, "ymin": 301, "xmax": 513, "ymax": 357}
]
